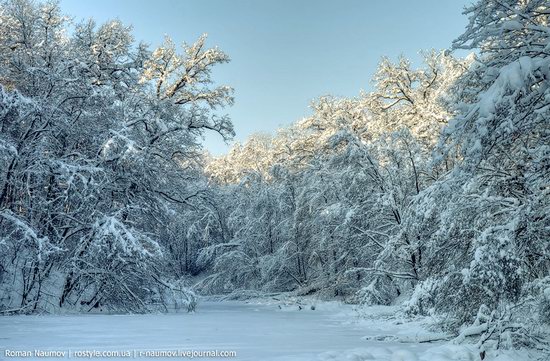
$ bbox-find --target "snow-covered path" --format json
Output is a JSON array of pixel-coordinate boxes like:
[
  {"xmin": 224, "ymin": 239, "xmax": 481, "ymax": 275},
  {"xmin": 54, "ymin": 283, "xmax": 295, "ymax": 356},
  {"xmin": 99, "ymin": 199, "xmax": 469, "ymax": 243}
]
[{"xmin": 0, "ymin": 301, "xmax": 533, "ymax": 361}]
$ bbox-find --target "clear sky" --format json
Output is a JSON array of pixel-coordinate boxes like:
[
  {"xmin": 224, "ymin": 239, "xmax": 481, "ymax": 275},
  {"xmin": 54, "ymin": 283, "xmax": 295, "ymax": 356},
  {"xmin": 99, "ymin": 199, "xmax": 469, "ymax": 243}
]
[{"xmin": 59, "ymin": 0, "xmax": 472, "ymax": 155}]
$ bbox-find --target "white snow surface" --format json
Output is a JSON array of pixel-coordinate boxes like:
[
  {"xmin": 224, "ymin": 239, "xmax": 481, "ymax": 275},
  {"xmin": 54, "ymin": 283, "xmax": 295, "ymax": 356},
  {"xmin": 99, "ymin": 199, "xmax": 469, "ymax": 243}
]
[{"xmin": 0, "ymin": 300, "xmax": 540, "ymax": 361}]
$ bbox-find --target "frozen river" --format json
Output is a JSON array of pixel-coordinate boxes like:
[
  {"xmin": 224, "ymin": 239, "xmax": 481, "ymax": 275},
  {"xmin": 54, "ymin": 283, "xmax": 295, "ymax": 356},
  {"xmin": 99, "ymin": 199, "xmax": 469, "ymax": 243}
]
[{"xmin": 0, "ymin": 300, "xmax": 531, "ymax": 361}]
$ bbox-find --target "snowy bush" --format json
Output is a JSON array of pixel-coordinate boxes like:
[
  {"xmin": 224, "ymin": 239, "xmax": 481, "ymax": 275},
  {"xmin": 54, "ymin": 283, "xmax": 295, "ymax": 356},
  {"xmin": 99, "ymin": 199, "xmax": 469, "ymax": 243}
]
[
  {"xmin": 358, "ymin": 278, "xmax": 399, "ymax": 306},
  {"xmin": 155, "ymin": 278, "xmax": 197, "ymax": 312},
  {"xmin": 403, "ymin": 277, "xmax": 441, "ymax": 316}
]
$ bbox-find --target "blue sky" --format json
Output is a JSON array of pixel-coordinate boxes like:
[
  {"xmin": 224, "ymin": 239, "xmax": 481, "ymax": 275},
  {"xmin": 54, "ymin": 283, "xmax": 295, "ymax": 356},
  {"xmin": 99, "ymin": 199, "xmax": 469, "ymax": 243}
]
[{"xmin": 59, "ymin": 0, "xmax": 472, "ymax": 155}]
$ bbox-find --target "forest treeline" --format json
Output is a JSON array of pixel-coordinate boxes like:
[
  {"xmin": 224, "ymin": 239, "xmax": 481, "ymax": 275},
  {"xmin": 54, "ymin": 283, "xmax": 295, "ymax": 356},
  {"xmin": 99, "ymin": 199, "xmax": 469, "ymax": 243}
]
[{"xmin": 0, "ymin": 0, "xmax": 548, "ymax": 352}]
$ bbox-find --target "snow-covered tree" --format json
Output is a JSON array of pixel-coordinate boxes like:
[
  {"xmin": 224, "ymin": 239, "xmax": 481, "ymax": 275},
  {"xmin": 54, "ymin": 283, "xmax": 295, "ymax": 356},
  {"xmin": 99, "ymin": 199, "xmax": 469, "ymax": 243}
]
[
  {"xmin": 0, "ymin": 0, "xmax": 232, "ymax": 313},
  {"xmin": 401, "ymin": 0, "xmax": 550, "ymax": 350}
]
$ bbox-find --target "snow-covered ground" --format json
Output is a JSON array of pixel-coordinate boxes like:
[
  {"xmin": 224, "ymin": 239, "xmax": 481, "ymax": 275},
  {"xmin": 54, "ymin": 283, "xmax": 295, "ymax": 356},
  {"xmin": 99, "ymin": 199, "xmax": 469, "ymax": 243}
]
[{"xmin": 0, "ymin": 300, "xmax": 541, "ymax": 361}]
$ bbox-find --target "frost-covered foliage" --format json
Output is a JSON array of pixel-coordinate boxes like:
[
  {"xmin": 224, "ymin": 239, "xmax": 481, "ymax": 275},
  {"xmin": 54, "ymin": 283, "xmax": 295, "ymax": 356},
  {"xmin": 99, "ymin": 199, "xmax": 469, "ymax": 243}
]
[
  {"xmin": 0, "ymin": 0, "xmax": 232, "ymax": 313},
  {"xmin": 1, "ymin": 0, "xmax": 548, "ymax": 354},
  {"xmin": 399, "ymin": 0, "xmax": 550, "ymax": 350},
  {"xmin": 200, "ymin": 0, "xmax": 549, "ymax": 353},
  {"xmin": 202, "ymin": 53, "xmax": 467, "ymax": 300}
]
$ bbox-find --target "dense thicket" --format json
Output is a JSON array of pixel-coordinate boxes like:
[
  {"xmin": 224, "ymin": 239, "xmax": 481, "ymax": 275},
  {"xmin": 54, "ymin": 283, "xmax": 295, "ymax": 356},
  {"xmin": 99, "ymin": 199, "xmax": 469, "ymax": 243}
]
[
  {"xmin": 1, "ymin": 0, "xmax": 548, "ymax": 354},
  {"xmin": 0, "ymin": 0, "xmax": 233, "ymax": 313},
  {"xmin": 203, "ymin": 0, "xmax": 550, "ymax": 351}
]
